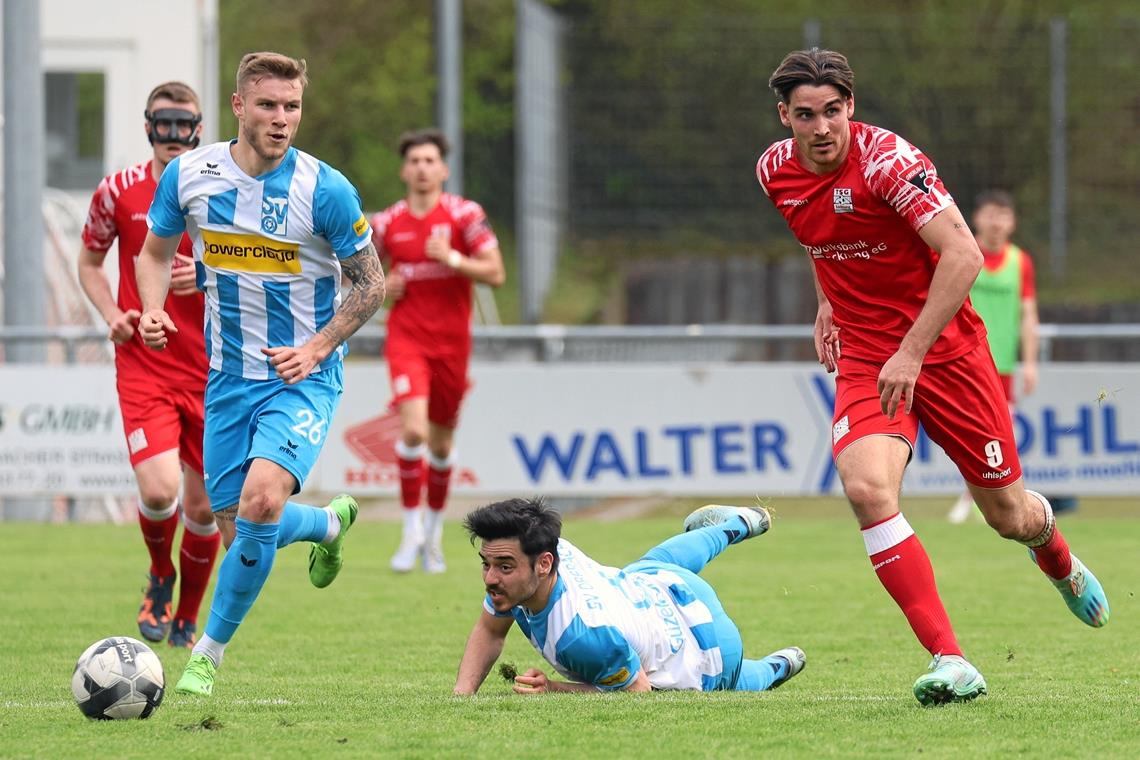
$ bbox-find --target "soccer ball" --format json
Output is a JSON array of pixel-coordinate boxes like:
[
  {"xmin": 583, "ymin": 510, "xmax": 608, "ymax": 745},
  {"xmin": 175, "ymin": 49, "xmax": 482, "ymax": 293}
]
[{"xmin": 71, "ymin": 636, "xmax": 165, "ymax": 720}]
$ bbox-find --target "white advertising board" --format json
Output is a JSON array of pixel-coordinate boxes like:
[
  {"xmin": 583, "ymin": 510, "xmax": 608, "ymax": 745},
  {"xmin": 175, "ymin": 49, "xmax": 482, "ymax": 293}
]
[{"xmin": 2, "ymin": 363, "xmax": 1137, "ymax": 497}]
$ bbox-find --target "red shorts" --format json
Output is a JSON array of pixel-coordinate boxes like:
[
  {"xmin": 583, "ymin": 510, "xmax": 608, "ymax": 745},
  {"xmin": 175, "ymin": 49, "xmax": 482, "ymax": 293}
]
[
  {"xmin": 117, "ymin": 377, "xmax": 205, "ymax": 474},
  {"xmin": 997, "ymin": 373, "xmax": 1014, "ymax": 404},
  {"xmin": 832, "ymin": 341, "xmax": 1021, "ymax": 488},
  {"xmin": 384, "ymin": 341, "xmax": 470, "ymax": 429}
]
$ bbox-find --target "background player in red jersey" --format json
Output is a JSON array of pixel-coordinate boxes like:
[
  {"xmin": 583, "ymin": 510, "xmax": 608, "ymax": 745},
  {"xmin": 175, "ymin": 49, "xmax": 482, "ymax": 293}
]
[
  {"xmin": 77, "ymin": 81, "xmax": 220, "ymax": 649},
  {"xmin": 757, "ymin": 49, "xmax": 1109, "ymax": 705},
  {"xmin": 371, "ymin": 128, "xmax": 505, "ymax": 574}
]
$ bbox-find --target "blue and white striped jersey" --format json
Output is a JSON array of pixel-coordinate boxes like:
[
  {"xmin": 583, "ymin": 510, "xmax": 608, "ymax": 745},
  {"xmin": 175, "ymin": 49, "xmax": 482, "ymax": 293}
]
[
  {"xmin": 484, "ymin": 539, "xmax": 729, "ymax": 691},
  {"xmin": 148, "ymin": 141, "xmax": 372, "ymax": 380}
]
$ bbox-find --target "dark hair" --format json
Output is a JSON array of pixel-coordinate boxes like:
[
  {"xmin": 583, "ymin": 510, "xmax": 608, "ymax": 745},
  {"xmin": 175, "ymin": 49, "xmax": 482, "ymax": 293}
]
[
  {"xmin": 974, "ymin": 189, "xmax": 1015, "ymax": 212},
  {"xmin": 146, "ymin": 81, "xmax": 200, "ymax": 112},
  {"xmin": 769, "ymin": 48, "xmax": 855, "ymax": 104},
  {"xmin": 236, "ymin": 51, "xmax": 308, "ymax": 93},
  {"xmin": 463, "ymin": 498, "xmax": 561, "ymax": 572},
  {"xmin": 398, "ymin": 127, "xmax": 450, "ymax": 159}
]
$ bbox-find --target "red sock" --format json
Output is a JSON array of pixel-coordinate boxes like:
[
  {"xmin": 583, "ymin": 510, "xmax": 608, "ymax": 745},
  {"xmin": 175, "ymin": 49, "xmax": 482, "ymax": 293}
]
[
  {"xmin": 397, "ymin": 452, "xmax": 425, "ymax": 508},
  {"xmin": 174, "ymin": 525, "xmax": 221, "ymax": 624},
  {"xmin": 427, "ymin": 461, "xmax": 453, "ymax": 511},
  {"xmin": 864, "ymin": 513, "xmax": 962, "ymax": 657},
  {"xmin": 1032, "ymin": 525, "xmax": 1073, "ymax": 580},
  {"xmin": 138, "ymin": 508, "xmax": 179, "ymax": 577}
]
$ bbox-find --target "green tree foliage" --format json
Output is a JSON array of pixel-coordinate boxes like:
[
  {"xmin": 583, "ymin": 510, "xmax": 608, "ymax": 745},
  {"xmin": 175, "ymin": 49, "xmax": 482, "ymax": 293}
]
[{"xmin": 219, "ymin": 0, "xmax": 514, "ymax": 219}]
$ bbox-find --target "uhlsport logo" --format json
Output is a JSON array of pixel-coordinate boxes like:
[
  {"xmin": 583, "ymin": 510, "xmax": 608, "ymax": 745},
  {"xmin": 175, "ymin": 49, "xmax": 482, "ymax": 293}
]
[
  {"xmin": 261, "ymin": 195, "xmax": 289, "ymax": 234},
  {"xmin": 201, "ymin": 229, "xmax": 301, "ymax": 274}
]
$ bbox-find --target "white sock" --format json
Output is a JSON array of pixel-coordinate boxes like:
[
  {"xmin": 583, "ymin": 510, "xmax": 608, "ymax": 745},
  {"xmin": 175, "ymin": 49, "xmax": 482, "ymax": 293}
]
[
  {"xmin": 322, "ymin": 506, "xmax": 342, "ymax": 544},
  {"xmin": 192, "ymin": 634, "xmax": 226, "ymax": 668},
  {"xmin": 138, "ymin": 499, "xmax": 177, "ymax": 522},
  {"xmin": 402, "ymin": 507, "xmax": 423, "ymax": 540},
  {"xmin": 182, "ymin": 514, "xmax": 219, "ymax": 536},
  {"xmin": 423, "ymin": 508, "xmax": 444, "ymax": 544}
]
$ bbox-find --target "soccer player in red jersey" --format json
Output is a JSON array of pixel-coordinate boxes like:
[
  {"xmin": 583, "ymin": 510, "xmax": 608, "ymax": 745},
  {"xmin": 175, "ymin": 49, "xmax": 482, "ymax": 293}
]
[
  {"xmin": 77, "ymin": 82, "xmax": 220, "ymax": 649},
  {"xmin": 370, "ymin": 128, "xmax": 505, "ymax": 574},
  {"xmin": 756, "ymin": 49, "xmax": 1109, "ymax": 705}
]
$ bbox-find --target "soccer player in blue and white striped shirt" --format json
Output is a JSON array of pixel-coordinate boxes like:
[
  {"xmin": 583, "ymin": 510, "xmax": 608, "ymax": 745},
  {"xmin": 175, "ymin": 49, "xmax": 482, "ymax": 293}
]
[
  {"xmin": 454, "ymin": 499, "xmax": 805, "ymax": 694},
  {"xmin": 136, "ymin": 51, "xmax": 386, "ymax": 698}
]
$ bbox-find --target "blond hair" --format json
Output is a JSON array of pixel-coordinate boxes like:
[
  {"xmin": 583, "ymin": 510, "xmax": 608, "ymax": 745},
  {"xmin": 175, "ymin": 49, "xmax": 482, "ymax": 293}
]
[{"xmin": 235, "ymin": 51, "xmax": 309, "ymax": 94}]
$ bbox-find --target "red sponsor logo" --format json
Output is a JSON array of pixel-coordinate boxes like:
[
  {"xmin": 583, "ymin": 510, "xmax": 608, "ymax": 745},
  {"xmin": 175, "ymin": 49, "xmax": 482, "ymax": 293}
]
[{"xmin": 341, "ymin": 412, "xmax": 479, "ymax": 487}]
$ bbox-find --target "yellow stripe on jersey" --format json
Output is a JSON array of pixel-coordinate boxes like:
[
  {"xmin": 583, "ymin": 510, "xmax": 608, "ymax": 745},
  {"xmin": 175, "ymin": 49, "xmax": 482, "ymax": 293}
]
[{"xmin": 201, "ymin": 229, "xmax": 302, "ymax": 274}]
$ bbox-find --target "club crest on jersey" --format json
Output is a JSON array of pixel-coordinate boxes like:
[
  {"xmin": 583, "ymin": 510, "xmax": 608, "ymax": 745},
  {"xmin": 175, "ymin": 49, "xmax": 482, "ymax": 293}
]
[
  {"xmin": 261, "ymin": 195, "xmax": 289, "ymax": 235},
  {"xmin": 900, "ymin": 161, "xmax": 934, "ymax": 194},
  {"xmin": 833, "ymin": 188, "xmax": 854, "ymax": 214}
]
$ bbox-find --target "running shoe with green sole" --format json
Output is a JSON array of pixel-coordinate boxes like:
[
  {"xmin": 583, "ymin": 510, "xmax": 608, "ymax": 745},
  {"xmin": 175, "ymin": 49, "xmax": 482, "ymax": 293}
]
[
  {"xmin": 309, "ymin": 494, "xmax": 359, "ymax": 588},
  {"xmin": 913, "ymin": 654, "xmax": 987, "ymax": 706},
  {"xmin": 175, "ymin": 653, "xmax": 216, "ymax": 696}
]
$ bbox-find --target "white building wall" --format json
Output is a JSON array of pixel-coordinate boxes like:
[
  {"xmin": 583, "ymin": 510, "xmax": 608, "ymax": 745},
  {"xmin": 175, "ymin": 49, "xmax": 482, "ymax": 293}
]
[{"xmin": 1, "ymin": 0, "xmax": 218, "ymax": 181}]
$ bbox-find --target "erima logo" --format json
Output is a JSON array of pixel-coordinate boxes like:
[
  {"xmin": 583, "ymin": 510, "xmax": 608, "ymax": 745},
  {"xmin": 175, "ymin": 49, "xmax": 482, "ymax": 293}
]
[
  {"xmin": 239, "ymin": 553, "xmax": 257, "ymax": 567},
  {"xmin": 287, "ymin": 440, "xmax": 299, "ymax": 449},
  {"xmin": 200, "ymin": 161, "xmax": 222, "ymax": 177},
  {"xmin": 278, "ymin": 441, "xmax": 299, "ymax": 460}
]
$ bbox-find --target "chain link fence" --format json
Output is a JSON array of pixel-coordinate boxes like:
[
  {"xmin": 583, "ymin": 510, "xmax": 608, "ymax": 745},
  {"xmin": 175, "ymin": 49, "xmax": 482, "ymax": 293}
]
[{"xmin": 563, "ymin": 7, "xmax": 1140, "ymax": 314}]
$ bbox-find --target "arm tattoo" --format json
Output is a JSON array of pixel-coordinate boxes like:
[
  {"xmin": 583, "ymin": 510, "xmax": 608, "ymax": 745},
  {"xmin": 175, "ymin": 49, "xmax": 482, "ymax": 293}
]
[
  {"xmin": 952, "ymin": 222, "xmax": 967, "ymax": 230},
  {"xmin": 319, "ymin": 242, "xmax": 386, "ymax": 347}
]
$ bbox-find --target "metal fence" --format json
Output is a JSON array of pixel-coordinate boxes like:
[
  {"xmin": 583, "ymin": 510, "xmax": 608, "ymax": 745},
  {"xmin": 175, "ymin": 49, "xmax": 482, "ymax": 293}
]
[
  {"xmin": 3, "ymin": 323, "xmax": 1139, "ymax": 365},
  {"xmin": 564, "ymin": 8, "xmax": 1140, "ymax": 290}
]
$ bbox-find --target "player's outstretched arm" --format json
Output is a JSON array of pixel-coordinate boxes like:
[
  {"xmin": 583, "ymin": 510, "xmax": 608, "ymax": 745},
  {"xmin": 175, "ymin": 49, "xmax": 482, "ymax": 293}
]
[
  {"xmin": 454, "ymin": 611, "xmax": 514, "ymax": 695},
  {"xmin": 136, "ymin": 231, "xmax": 181, "ymax": 349}
]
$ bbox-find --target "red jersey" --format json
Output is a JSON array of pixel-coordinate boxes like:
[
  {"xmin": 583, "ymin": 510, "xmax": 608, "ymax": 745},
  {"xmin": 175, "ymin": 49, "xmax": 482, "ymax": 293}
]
[
  {"xmin": 82, "ymin": 161, "xmax": 206, "ymax": 389},
  {"xmin": 371, "ymin": 193, "xmax": 498, "ymax": 355},
  {"xmin": 757, "ymin": 121, "xmax": 986, "ymax": 364}
]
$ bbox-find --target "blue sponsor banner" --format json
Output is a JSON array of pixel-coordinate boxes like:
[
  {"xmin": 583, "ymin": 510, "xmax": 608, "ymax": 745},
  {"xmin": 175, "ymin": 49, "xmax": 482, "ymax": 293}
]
[{"xmin": 323, "ymin": 363, "xmax": 1140, "ymax": 496}]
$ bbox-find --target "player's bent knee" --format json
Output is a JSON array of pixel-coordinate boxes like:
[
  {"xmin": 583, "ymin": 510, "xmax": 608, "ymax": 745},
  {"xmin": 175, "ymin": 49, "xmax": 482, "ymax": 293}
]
[
  {"xmin": 137, "ymin": 485, "xmax": 180, "ymax": 512},
  {"xmin": 239, "ymin": 491, "xmax": 285, "ymax": 523}
]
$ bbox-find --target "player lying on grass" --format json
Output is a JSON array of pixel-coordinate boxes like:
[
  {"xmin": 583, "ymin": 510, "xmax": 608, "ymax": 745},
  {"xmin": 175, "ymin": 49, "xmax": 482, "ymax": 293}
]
[{"xmin": 453, "ymin": 498, "xmax": 804, "ymax": 694}]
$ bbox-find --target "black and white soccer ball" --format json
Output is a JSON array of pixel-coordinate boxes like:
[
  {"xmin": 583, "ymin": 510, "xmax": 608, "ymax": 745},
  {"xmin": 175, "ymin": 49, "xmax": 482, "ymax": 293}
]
[{"xmin": 72, "ymin": 636, "xmax": 165, "ymax": 720}]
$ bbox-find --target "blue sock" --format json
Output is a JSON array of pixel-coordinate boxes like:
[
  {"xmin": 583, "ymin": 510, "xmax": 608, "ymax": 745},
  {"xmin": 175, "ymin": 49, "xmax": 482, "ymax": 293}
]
[
  {"xmin": 276, "ymin": 501, "xmax": 330, "ymax": 548},
  {"xmin": 204, "ymin": 518, "xmax": 279, "ymax": 644},
  {"xmin": 638, "ymin": 523, "xmax": 734, "ymax": 574},
  {"xmin": 734, "ymin": 656, "xmax": 789, "ymax": 692}
]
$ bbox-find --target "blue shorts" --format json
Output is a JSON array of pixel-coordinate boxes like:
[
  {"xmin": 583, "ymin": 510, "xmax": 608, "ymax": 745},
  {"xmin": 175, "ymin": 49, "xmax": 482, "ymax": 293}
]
[{"xmin": 203, "ymin": 364, "xmax": 343, "ymax": 510}]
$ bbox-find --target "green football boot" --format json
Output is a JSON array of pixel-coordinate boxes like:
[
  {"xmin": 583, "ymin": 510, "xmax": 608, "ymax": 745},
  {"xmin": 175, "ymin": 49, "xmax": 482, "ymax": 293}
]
[
  {"xmin": 912, "ymin": 654, "xmax": 987, "ymax": 706},
  {"xmin": 308, "ymin": 494, "xmax": 359, "ymax": 588},
  {"xmin": 175, "ymin": 653, "xmax": 217, "ymax": 697}
]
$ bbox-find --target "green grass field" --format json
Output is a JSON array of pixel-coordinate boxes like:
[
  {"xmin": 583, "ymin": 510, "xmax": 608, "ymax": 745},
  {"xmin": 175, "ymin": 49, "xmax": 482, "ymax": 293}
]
[{"xmin": 1, "ymin": 498, "xmax": 1137, "ymax": 759}]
